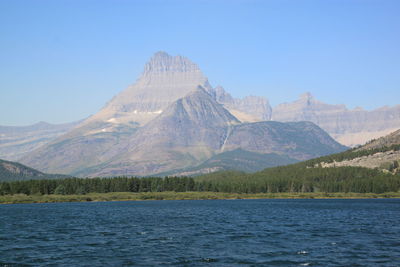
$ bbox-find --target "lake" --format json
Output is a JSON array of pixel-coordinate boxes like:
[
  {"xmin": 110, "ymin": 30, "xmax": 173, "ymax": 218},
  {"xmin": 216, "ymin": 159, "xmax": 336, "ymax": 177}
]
[{"xmin": 1, "ymin": 199, "xmax": 399, "ymax": 266}]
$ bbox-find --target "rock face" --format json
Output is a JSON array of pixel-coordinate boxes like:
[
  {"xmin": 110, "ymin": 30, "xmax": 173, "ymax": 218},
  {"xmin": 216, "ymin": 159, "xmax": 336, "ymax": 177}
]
[
  {"xmin": 20, "ymin": 52, "xmax": 347, "ymax": 177},
  {"xmin": 316, "ymin": 128, "xmax": 400, "ymax": 173},
  {"xmin": 0, "ymin": 121, "xmax": 80, "ymax": 161},
  {"xmin": 215, "ymin": 86, "xmax": 272, "ymax": 122},
  {"xmin": 20, "ymin": 52, "xmax": 213, "ymax": 175},
  {"xmin": 86, "ymin": 51, "xmax": 213, "ymax": 127},
  {"xmin": 319, "ymin": 150, "xmax": 400, "ymax": 170},
  {"xmin": 272, "ymin": 93, "xmax": 400, "ymax": 147}
]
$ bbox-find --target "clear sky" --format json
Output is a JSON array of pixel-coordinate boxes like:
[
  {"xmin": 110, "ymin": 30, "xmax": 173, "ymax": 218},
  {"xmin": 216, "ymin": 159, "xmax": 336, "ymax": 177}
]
[{"xmin": 1, "ymin": 0, "xmax": 399, "ymax": 126}]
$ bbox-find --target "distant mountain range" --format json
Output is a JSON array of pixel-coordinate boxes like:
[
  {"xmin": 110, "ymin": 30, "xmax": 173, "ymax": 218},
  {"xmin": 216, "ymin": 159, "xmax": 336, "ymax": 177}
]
[
  {"xmin": 3, "ymin": 127, "xmax": 398, "ymax": 182},
  {"xmin": 272, "ymin": 92, "xmax": 400, "ymax": 147},
  {"xmin": 1, "ymin": 52, "xmax": 398, "ymax": 177},
  {"xmin": 12, "ymin": 52, "xmax": 346, "ymax": 177},
  {"xmin": 0, "ymin": 121, "xmax": 80, "ymax": 161}
]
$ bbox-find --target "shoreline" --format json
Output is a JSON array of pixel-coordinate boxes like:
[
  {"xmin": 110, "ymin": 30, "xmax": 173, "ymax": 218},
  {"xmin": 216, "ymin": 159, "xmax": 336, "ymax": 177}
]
[{"xmin": 1, "ymin": 191, "xmax": 400, "ymax": 204}]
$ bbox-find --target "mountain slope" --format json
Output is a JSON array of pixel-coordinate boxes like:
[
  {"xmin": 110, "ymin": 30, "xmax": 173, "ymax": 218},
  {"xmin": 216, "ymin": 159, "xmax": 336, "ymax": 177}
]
[
  {"xmin": 358, "ymin": 129, "xmax": 400, "ymax": 151},
  {"xmin": 0, "ymin": 121, "xmax": 80, "ymax": 161},
  {"xmin": 0, "ymin": 158, "xmax": 68, "ymax": 182},
  {"xmin": 300, "ymin": 129, "xmax": 400, "ymax": 173},
  {"xmin": 214, "ymin": 86, "xmax": 272, "ymax": 122},
  {"xmin": 20, "ymin": 52, "xmax": 216, "ymax": 175},
  {"xmin": 20, "ymin": 122, "xmax": 137, "ymax": 175},
  {"xmin": 194, "ymin": 131, "xmax": 400, "ymax": 194},
  {"xmin": 223, "ymin": 121, "xmax": 347, "ymax": 160},
  {"xmin": 83, "ymin": 87, "xmax": 240, "ymax": 177},
  {"xmin": 272, "ymin": 92, "xmax": 400, "ymax": 146},
  {"xmin": 78, "ymin": 89, "xmax": 346, "ymax": 177},
  {"xmin": 85, "ymin": 51, "xmax": 214, "ymax": 127},
  {"xmin": 160, "ymin": 149, "xmax": 298, "ymax": 176}
]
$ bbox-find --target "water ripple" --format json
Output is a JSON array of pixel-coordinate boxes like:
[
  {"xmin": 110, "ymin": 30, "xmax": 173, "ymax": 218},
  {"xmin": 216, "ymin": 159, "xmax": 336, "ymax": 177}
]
[{"xmin": 0, "ymin": 199, "xmax": 399, "ymax": 266}]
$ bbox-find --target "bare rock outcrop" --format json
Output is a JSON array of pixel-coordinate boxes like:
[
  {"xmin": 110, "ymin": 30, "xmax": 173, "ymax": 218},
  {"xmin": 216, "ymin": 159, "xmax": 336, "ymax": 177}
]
[
  {"xmin": 85, "ymin": 51, "xmax": 214, "ymax": 127},
  {"xmin": 214, "ymin": 86, "xmax": 272, "ymax": 122},
  {"xmin": 358, "ymin": 129, "xmax": 400, "ymax": 151},
  {"xmin": 272, "ymin": 93, "xmax": 400, "ymax": 147}
]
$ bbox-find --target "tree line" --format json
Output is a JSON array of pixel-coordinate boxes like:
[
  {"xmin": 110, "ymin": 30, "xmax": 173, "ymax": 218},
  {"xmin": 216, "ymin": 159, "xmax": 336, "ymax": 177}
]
[
  {"xmin": 196, "ymin": 166, "xmax": 400, "ymax": 194},
  {"xmin": 0, "ymin": 177, "xmax": 195, "ymax": 196},
  {"xmin": 1, "ymin": 166, "xmax": 399, "ymax": 195}
]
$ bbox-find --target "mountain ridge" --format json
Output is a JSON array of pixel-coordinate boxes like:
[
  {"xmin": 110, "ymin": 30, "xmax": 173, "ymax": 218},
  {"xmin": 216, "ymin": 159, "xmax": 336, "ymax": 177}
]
[
  {"xmin": 0, "ymin": 158, "xmax": 69, "ymax": 182},
  {"xmin": 18, "ymin": 52, "xmax": 389, "ymax": 177},
  {"xmin": 20, "ymin": 83, "xmax": 346, "ymax": 177},
  {"xmin": 272, "ymin": 92, "xmax": 400, "ymax": 147},
  {"xmin": 0, "ymin": 120, "xmax": 81, "ymax": 161}
]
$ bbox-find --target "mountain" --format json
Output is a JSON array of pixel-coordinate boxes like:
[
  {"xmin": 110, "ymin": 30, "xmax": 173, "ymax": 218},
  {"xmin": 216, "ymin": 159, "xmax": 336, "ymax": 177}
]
[
  {"xmin": 222, "ymin": 121, "xmax": 347, "ymax": 160},
  {"xmin": 214, "ymin": 86, "xmax": 272, "ymax": 122},
  {"xmin": 25, "ymin": 85, "xmax": 344, "ymax": 177},
  {"xmin": 19, "ymin": 121, "xmax": 138, "ymax": 176},
  {"xmin": 271, "ymin": 92, "xmax": 400, "ymax": 147},
  {"xmin": 158, "ymin": 149, "xmax": 298, "ymax": 176},
  {"xmin": 194, "ymin": 130, "xmax": 400, "ymax": 194},
  {"xmin": 82, "ymin": 88, "xmax": 345, "ymax": 177},
  {"xmin": 20, "ymin": 52, "xmax": 347, "ymax": 177},
  {"xmin": 303, "ymin": 129, "xmax": 400, "ymax": 173},
  {"xmin": 358, "ymin": 129, "xmax": 400, "ymax": 151},
  {"xmin": 0, "ymin": 120, "xmax": 81, "ymax": 161},
  {"xmin": 0, "ymin": 158, "xmax": 69, "ymax": 182},
  {"xmin": 85, "ymin": 51, "xmax": 214, "ymax": 127},
  {"xmin": 81, "ymin": 87, "xmax": 240, "ymax": 177},
  {"xmin": 20, "ymin": 52, "xmax": 213, "ymax": 175}
]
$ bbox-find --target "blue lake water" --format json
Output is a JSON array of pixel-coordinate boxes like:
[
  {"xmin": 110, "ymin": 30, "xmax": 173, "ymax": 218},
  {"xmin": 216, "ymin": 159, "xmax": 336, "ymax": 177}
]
[{"xmin": 1, "ymin": 199, "xmax": 400, "ymax": 266}]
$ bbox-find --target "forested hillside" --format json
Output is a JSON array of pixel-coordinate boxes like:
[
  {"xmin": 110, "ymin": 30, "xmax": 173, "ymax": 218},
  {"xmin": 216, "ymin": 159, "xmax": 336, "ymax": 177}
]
[
  {"xmin": 194, "ymin": 142, "xmax": 400, "ymax": 194},
  {"xmin": 2, "ymin": 137, "xmax": 400, "ymax": 196},
  {"xmin": 0, "ymin": 159, "xmax": 69, "ymax": 182}
]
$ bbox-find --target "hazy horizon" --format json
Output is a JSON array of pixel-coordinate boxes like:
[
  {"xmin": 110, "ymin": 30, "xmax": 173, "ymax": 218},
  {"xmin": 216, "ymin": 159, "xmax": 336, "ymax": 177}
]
[{"xmin": 1, "ymin": 0, "xmax": 399, "ymax": 126}]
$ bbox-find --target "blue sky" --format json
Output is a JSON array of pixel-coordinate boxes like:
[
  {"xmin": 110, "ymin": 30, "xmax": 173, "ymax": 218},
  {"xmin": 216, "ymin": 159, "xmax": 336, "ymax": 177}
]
[{"xmin": 1, "ymin": 0, "xmax": 399, "ymax": 126}]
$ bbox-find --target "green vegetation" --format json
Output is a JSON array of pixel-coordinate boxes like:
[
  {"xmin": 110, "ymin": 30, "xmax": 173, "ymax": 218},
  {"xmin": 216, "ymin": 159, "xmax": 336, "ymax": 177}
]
[
  {"xmin": 0, "ymin": 159, "xmax": 44, "ymax": 180},
  {"xmin": 304, "ymin": 144, "xmax": 400, "ymax": 167},
  {"xmin": 1, "ymin": 166, "xmax": 399, "ymax": 203},
  {"xmin": 196, "ymin": 166, "xmax": 400, "ymax": 194},
  {"xmin": 0, "ymin": 158, "xmax": 69, "ymax": 182},
  {"xmin": 379, "ymin": 160, "xmax": 400, "ymax": 172},
  {"xmin": 191, "ymin": 144, "xmax": 400, "ymax": 194},
  {"xmin": 2, "ymin": 144, "xmax": 400, "ymax": 204},
  {"xmin": 0, "ymin": 177, "xmax": 196, "ymax": 196},
  {"xmin": 1, "ymin": 192, "xmax": 400, "ymax": 204}
]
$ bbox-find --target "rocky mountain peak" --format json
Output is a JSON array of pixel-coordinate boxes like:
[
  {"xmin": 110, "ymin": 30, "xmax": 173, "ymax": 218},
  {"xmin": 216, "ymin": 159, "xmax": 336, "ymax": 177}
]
[
  {"xmin": 215, "ymin": 86, "xmax": 234, "ymax": 104},
  {"xmin": 299, "ymin": 92, "xmax": 314, "ymax": 105},
  {"xmin": 84, "ymin": 52, "xmax": 212, "ymax": 126},
  {"xmin": 214, "ymin": 86, "xmax": 272, "ymax": 122},
  {"xmin": 142, "ymin": 51, "xmax": 201, "ymax": 76}
]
